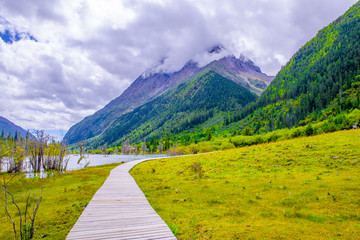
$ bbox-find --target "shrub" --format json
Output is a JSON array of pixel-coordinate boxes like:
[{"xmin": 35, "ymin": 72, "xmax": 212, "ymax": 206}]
[
  {"xmin": 305, "ymin": 124, "xmax": 314, "ymax": 136},
  {"xmin": 198, "ymin": 144, "xmax": 217, "ymax": 153},
  {"xmin": 290, "ymin": 128, "xmax": 299, "ymax": 138},
  {"xmin": 348, "ymin": 108, "xmax": 360, "ymax": 126},
  {"xmin": 189, "ymin": 144, "xmax": 198, "ymax": 154},
  {"xmin": 322, "ymin": 121, "xmax": 337, "ymax": 133},
  {"xmin": 220, "ymin": 142, "xmax": 236, "ymax": 150}
]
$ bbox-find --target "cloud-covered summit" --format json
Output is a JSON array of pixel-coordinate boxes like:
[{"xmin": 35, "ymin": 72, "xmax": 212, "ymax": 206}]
[
  {"xmin": 0, "ymin": 0, "xmax": 357, "ymax": 131},
  {"xmin": 143, "ymin": 44, "xmax": 233, "ymax": 77}
]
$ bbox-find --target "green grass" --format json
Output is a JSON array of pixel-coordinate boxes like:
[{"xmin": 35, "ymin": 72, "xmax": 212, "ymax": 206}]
[
  {"xmin": 131, "ymin": 129, "xmax": 360, "ymax": 239},
  {"xmin": 0, "ymin": 163, "xmax": 120, "ymax": 239}
]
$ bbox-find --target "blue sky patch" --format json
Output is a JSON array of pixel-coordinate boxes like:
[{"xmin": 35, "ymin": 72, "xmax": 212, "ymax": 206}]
[
  {"xmin": 0, "ymin": 29, "xmax": 37, "ymax": 44},
  {"xmin": 0, "ymin": 16, "xmax": 37, "ymax": 44}
]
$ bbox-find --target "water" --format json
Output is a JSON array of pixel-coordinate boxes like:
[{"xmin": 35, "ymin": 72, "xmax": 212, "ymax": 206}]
[{"xmin": 1, "ymin": 154, "xmax": 167, "ymax": 177}]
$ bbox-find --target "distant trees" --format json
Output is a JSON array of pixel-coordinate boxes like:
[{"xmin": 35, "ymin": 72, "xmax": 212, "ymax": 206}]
[
  {"xmin": 118, "ymin": 137, "xmax": 177, "ymax": 155},
  {"xmin": 0, "ymin": 134, "xmax": 27, "ymax": 173},
  {"xmin": 43, "ymin": 142, "xmax": 68, "ymax": 171},
  {"xmin": 0, "ymin": 130, "xmax": 68, "ymax": 173},
  {"xmin": 28, "ymin": 130, "xmax": 48, "ymax": 172},
  {"xmin": 141, "ymin": 139, "xmax": 148, "ymax": 154},
  {"xmin": 158, "ymin": 140, "xmax": 163, "ymax": 154},
  {"xmin": 121, "ymin": 139, "xmax": 139, "ymax": 155}
]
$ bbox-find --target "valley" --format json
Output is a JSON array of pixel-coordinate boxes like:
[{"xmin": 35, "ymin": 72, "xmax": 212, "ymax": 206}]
[{"xmin": 1, "ymin": 1, "xmax": 360, "ymax": 239}]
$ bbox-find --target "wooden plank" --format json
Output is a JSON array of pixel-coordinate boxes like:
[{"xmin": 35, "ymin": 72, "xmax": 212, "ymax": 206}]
[{"xmin": 67, "ymin": 159, "xmax": 176, "ymax": 240}]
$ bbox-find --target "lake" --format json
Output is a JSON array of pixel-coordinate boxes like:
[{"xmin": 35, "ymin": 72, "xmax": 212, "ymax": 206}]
[{"xmin": 1, "ymin": 154, "xmax": 167, "ymax": 177}]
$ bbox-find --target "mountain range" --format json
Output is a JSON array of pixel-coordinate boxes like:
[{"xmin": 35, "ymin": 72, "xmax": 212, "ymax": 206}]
[
  {"xmin": 64, "ymin": 2, "xmax": 360, "ymax": 147},
  {"xmin": 64, "ymin": 46, "xmax": 273, "ymax": 145}
]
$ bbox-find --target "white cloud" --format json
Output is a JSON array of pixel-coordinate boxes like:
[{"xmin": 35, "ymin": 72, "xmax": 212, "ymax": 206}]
[{"xmin": 0, "ymin": 0, "xmax": 357, "ymax": 130}]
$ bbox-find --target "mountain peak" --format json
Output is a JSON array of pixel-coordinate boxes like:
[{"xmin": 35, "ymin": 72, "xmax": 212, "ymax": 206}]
[
  {"xmin": 64, "ymin": 46, "xmax": 273, "ymax": 144},
  {"xmin": 207, "ymin": 44, "xmax": 226, "ymax": 54}
]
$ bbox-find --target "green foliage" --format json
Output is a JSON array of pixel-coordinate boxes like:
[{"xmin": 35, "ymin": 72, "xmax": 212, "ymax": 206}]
[
  {"xmin": 205, "ymin": 130, "xmax": 212, "ymax": 141},
  {"xmin": 169, "ymin": 107, "xmax": 360, "ymax": 154},
  {"xmin": 87, "ymin": 71, "xmax": 257, "ymax": 147},
  {"xmin": 226, "ymin": 2, "xmax": 360, "ymax": 134},
  {"xmin": 348, "ymin": 108, "xmax": 360, "ymax": 125},
  {"xmin": 305, "ymin": 124, "xmax": 314, "ymax": 136},
  {"xmin": 0, "ymin": 137, "xmax": 26, "ymax": 172}
]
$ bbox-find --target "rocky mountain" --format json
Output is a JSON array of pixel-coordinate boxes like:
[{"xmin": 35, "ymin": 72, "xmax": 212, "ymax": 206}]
[
  {"xmin": 64, "ymin": 47, "xmax": 273, "ymax": 145},
  {"xmin": 89, "ymin": 71, "xmax": 258, "ymax": 146},
  {"xmin": 0, "ymin": 116, "xmax": 31, "ymax": 138}
]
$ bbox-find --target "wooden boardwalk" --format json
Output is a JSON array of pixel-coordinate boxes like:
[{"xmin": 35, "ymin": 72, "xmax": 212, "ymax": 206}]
[{"xmin": 67, "ymin": 159, "xmax": 176, "ymax": 240}]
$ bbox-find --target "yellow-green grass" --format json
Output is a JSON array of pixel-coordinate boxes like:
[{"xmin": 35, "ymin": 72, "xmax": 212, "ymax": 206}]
[
  {"xmin": 0, "ymin": 163, "xmax": 120, "ymax": 239},
  {"xmin": 131, "ymin": 129, "xmax": 360, "ymax": 239}
]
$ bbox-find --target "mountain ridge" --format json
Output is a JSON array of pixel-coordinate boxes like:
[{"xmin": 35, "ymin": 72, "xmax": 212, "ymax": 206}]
[
  {"xmin": 86, "ymin": 71, "xmax": 258, "ymax": 146},
  {"xmin": 227, "ymin": 1, "xmax": 360, "ymax": 134},
  {"xmin": 64, "ymin": 50, "xmax": 273, "ymax": 144},
  {"xmin": 0, "ymin": 116, "xmax": 31, "ymax": 138}
]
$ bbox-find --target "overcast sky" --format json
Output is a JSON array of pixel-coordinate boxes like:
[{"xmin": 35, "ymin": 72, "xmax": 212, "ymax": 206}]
[{"xmin": 0, "ymin": 0, "xmax": 357, "ymax": 131}]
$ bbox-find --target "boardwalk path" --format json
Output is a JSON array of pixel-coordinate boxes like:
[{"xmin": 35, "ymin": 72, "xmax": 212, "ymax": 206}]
[{"xmin": 67, "ymin": 159, "xmax": 176, "ymax": 240}]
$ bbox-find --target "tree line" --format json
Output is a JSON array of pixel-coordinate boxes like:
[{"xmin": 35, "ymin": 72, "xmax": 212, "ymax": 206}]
[{"xmin": 0, "ymin": 130, "xmax": 68, "ymax": 173}]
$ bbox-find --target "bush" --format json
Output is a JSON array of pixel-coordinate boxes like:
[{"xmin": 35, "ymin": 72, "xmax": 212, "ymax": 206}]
[
  {"xmin": 348, "ymin": 108, "xmax": 360, "ymax": 126},
  {"xmin": 305, "ymin": 124, "xmax": 314, "ymax": 136},
  {"xmin": 189, "ymin": 144, "xmax": 198, "ymax": 154},
  {"xmin": 198, "ymin": 142, "xmax": 218, "ymax": 153},
  {"xmin": 321, "ymin": 121, "xmax": 337, "ymax": 133},
  {"xmin": 220, "ymin": 142, "xmax": 236, "ymax": 150},
  {"xmin": 291, "ymin": 127, "xmax": 303, "ymax": 138},
  {"xmin": 254, "ymin": 135, "xmax": 264, "ymax": 144},
  {"xmin": 265, "ymin": 132, "xmax": 280, "ymax": 142}
]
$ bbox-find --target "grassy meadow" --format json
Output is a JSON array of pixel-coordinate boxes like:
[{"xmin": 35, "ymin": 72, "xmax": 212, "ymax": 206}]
[
  {"xmin": 131, "ymin": 129, "xmax": 360, "ymax": 239},
  {"xmin": 0, "ymin": 163, "xmax": 120, "ymax": 239}
]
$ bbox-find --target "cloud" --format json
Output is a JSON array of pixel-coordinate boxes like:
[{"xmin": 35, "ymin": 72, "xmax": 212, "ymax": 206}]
[{"xmin": 0, "ymin": 0, "xmax": 357, "ymax": 130}]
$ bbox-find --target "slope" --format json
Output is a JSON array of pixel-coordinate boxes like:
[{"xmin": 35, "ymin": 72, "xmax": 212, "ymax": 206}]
[
  {"xmin": 0, "ymin": 116, "xmax": 31, "ymax": 138},
  {"xmin": 64, "ymin": 52, "xmax": 272, "ymax": 145},
  {"xmin": 230, "ymin": 2, "xmax": 360, "ymax": 134},
  {"xmin": 88, "ymin": 71, "xmax": 257, "ymax": 146},
  {"xmin": 64, "ymin": 61, "xmax": 200, "ymax": 144}
]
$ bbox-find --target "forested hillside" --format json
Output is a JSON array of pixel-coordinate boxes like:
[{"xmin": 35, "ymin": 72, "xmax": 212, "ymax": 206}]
[
  {"xmin": 64, "ymin": 52, "xmax": 272, "ymax": 145},
  {"xmin": 229, "ymin": 2, "xmax": 360, "ymax": 134},
  {"xmin": 87, "ymin": 71, "xmax": 257, "ymax": 147}
]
